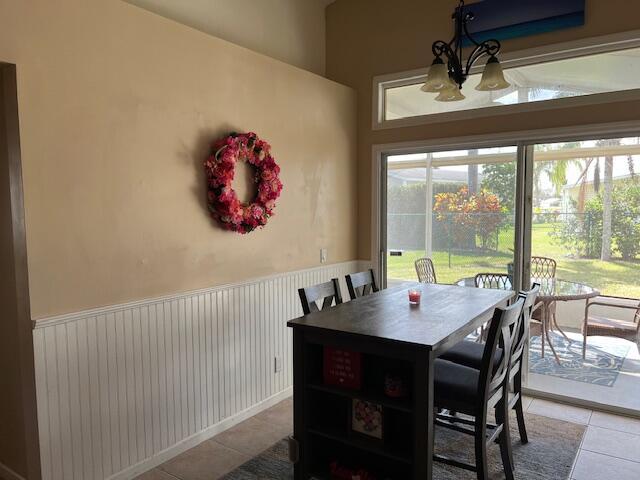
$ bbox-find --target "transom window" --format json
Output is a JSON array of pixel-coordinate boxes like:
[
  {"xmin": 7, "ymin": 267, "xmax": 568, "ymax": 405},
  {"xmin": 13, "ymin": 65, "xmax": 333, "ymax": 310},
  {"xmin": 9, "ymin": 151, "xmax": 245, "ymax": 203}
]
[{"xmin": 377, "ymin": 41, "xmax": 640, "ymax": 127}]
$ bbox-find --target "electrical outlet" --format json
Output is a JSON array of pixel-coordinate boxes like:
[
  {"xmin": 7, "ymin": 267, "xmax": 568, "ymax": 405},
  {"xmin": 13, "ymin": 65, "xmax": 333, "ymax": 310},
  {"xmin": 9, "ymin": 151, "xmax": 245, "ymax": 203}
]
[
  {"xmin": 320, "ymin": 248, "xmax": 328, "ymax": 264},
  {"xmin": 274, "ymin": 356, "xmax": 282, "ymax": 373}
]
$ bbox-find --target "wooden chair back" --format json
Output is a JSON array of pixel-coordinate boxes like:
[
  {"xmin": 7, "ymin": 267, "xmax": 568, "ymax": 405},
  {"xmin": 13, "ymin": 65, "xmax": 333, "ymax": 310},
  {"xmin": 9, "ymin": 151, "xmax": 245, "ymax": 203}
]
[
  {"xmin": 415, "ymin": 257, "xmax": 437, "ymax": 284},
  {"xmin": 511, "ymin": 284, "xmax": 540, "ymax": 377},
  {"xmin": 531, "ymin": 256, "xmax": 557, "ymax": 280},
  {"xmin": 480, "ymin": 298, "xmax": 524, "ymax": 410},
  {"xmin": 345, "ymin": 269, "xmax": 379, "ymax": 300},
  {"xmin": 474, "ymin": 273, "xmax": 511, "ymax": 290},
  {"xmin": 298, "ymin": 279, "xmax": 342, "ymax": 315}
]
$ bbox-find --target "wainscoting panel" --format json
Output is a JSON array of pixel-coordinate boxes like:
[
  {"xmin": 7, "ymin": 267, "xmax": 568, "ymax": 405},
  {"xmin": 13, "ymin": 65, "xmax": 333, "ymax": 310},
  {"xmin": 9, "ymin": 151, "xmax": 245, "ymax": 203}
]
[{"xmin": 33, "ymin": 260, "xmax": 369, "ymax": 480}]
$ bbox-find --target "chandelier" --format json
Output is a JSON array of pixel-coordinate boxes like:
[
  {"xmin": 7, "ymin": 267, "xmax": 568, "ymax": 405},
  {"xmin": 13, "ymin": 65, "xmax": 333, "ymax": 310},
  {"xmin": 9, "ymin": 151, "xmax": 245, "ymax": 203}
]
[{"xmin": 422, "ymin": 0, "xmax": 510, "ymax": 102}]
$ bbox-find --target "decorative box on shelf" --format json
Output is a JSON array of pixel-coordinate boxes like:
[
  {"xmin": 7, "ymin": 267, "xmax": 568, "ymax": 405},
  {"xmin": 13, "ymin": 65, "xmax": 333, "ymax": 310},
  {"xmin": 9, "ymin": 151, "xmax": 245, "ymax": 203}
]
[
  {"xmin": 329, "ymin": 461, "xmax": 377, "ymax": 480},
  {"xmin": 323, "ymin": 347, "xmax": 362, "ymax": 390},
  {"xmin": 351, "ymin": 399, "xmax": 383, "ymax": 440}
]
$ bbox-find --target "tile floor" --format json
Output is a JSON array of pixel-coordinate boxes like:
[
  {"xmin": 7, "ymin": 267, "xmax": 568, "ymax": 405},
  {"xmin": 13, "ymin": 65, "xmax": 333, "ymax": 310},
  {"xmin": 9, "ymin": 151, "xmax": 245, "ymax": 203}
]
[{"xmin": 135, "ymin": 396, "xmax": 640, "ymax": 480}]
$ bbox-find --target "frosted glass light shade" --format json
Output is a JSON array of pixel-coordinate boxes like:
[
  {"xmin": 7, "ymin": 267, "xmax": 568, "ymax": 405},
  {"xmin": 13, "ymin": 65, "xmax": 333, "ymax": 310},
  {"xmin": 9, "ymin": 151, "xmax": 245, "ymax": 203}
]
[
  {"xmin": 435, "ymin": 84, "xmax": 466, "ymax": 102},
  {"xmin": 421, "ymin": 58, "xmax": 452, "ymax": 92},
  {"xmin": 476, "ymin": 56, "xmax": 510, "ymax": 91}
]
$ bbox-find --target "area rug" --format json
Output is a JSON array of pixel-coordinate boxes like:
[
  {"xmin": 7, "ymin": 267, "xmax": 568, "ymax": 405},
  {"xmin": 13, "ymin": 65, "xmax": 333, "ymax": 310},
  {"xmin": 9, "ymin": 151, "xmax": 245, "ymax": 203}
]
[
  {"xmin": 221, "ymin": 411, "xmax": 584, "ymax": 479},
  {"xmin": 529, "ymin": 332, "xmax": 630, "ymax": 387}
]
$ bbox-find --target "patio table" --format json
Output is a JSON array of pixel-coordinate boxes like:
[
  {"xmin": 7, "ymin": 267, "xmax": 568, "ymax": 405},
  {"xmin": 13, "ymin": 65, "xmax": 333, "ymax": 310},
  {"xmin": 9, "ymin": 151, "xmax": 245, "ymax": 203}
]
[{"xmin": 455, "ymin": 277, "xmax": 600, "ymax": 364}]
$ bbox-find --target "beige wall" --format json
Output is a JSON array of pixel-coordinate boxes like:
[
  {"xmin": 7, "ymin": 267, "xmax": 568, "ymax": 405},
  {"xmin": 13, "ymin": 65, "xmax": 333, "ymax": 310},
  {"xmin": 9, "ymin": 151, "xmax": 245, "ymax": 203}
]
[
  {"xmin": 326, "ymin": 0, "xmax": 640, "ymax": 259},
  {"xmin": 125, "ymin": 0, "xmax": 330, "ymax": 75},
  {"xmin": 0, "ymin": 0, "xmax": 358, "ymax": 319}
]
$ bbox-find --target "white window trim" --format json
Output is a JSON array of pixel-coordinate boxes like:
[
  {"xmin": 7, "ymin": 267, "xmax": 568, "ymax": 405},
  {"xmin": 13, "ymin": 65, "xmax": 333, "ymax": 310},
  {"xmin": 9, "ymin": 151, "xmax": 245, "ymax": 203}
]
[{"xmin": 373, "ymin": 30, "xmax": 640, "ymax": 130}]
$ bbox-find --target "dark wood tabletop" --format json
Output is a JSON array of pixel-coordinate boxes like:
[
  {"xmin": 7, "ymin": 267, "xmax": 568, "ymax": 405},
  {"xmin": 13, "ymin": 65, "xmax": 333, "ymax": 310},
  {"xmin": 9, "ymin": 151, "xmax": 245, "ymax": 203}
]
[{"xmin": 288, "ymin": 282, "xmax": 512, "ymax": 352}]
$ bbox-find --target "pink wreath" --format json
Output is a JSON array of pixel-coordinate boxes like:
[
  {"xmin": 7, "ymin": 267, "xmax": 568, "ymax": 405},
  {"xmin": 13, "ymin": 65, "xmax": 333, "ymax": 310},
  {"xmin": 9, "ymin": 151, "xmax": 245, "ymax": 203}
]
[{"xmin": 204, "ymin": 132, "xmax": 282, "ymax": 234}]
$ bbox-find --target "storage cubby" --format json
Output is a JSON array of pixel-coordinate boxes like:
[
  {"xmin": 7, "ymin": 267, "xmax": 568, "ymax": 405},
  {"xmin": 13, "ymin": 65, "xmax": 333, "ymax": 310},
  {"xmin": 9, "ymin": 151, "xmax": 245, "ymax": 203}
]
[
  {"xmin": 302, "ymin": 343, "xmax": 416, "ymax": 478},
  {"xmin": 307, "ymin": 434, "xmax": 412, "ymax": 480}
]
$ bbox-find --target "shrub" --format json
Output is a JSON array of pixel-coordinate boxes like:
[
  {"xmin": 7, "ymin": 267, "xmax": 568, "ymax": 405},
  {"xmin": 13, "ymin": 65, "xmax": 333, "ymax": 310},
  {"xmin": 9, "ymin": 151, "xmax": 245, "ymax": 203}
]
[
  {"xmin": 552, "ymin": 181, "xmax": 640, "ymax": 260},
  {"xmin": 433, "ymin": 186, "xmax": 504, "ymax": 251}
]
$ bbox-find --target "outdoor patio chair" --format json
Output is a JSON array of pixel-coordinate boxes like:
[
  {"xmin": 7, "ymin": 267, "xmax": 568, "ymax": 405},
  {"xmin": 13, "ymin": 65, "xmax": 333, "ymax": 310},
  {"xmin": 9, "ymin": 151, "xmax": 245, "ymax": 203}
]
[
  {"xmin": 531, "ymin": 256, "xmax": 557, "ymax": 280},
  {"xmin": 474, "ymin": 273, "xmax": 511, "ymax": 290},
  {"xmin": 415, "ymin": 257, "xmax": 437, "ymax": 284},
  {"xmin": 582, "ymin": 296, "xmax": 640, "ymax": 359},
  {"xmin": 345, "ymin": 269, "xmax": 379, "ymax": 300}
]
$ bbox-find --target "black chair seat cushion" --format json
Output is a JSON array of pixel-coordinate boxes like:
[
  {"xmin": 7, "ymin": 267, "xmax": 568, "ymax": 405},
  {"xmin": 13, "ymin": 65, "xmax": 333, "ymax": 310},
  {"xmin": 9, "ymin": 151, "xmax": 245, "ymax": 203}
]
[
  {"xmin": 434, "ymin": 359, "xmax": 480, "ymax": 413},
  {"xmin": 440, "ymin": 340, "xmax": 503, "ymax": 371}
]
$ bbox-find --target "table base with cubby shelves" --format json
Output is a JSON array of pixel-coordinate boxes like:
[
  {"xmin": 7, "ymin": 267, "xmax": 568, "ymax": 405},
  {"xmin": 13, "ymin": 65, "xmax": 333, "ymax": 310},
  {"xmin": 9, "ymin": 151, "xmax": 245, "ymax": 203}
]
[{"xmin": 288, "ymin": 283, "xmax": 512, "ymax": 480}]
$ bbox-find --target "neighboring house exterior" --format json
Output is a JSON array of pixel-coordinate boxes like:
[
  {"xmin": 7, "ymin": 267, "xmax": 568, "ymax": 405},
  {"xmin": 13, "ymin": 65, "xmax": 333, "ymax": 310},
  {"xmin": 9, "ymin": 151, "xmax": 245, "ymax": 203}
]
[
  {"xmin": 561, "ymin": 173, "xmax": 635, "ymax": 211},
  {"xmin": 387, "ymin": 167, "xmax": 483, "ymax": 188}
]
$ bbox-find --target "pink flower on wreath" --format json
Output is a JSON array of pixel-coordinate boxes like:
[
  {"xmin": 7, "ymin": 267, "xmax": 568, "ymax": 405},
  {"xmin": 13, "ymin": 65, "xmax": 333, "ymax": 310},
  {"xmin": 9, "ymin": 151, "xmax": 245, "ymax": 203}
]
[
  {"xmin": 258, "ymin": 182, "xmax": 272, "ymax": 201},
  {"xmin": 261, "ymin": 155, "xmax": 276, "ymax": 168},
  {"xmin": 221, "ymin": 147, "xmax": 238, "ymax": 164},
  {"xmin": 217, "ymin": 186, "xmax": 236, "ymax": 203},
  {"xmin": 250, "ymin": 204, "xmax": 264, "ymax": 219},
  {"xmin": 264, "ymin": 199, "xmax": 276, "ymax": 211},
  {"xmin": 261, "ymin": 168, "xmax": 275, "ymax": 181}
]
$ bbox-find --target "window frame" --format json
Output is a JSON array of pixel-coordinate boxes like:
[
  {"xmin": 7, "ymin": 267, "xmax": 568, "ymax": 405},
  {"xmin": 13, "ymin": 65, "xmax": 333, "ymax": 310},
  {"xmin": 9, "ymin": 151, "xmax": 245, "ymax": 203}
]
[{"xmin": 373, "ymin": 30, "xmax": 640, "ymax": 130}]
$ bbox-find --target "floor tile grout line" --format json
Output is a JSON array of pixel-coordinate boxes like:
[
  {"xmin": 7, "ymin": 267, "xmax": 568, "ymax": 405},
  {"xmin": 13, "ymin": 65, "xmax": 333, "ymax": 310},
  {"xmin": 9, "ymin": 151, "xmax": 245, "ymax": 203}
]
[
  {"xmin": 579, "ymin": 445, "xmax": 640, "ymax": 464},
  {"xmin": 155, "ymin": 466, "xmax": 183, "ymax": 480},
  {"xmin": 588, "ymin": 419, "xmax": 640, "ymax": 436},
  {"xmin": 208, "ymin": 438, "xmax": 253, "ymax": 458},
  {"xmin": 570, "ymin": 426, "xmax": 589, "ymax": 477},
  {"xmin": 586, "ymin": 423, "xmax": 640, "ymax": 437}
]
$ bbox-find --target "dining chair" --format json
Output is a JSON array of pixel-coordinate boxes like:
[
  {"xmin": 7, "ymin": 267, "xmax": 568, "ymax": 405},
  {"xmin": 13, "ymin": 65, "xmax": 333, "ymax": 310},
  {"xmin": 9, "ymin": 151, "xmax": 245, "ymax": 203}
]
[
  {"xmin": 582, "ymin": 295, "xmax": 640, "ymax": 359},
  {"xmin": 440, "ymin": 285, "xmax": 539, "ymax": 447},
  {"xmin": 433, "ymin": 297, "xmax": 525, "ymax": 480},
  {"xmin": 298, "ymin": 278, "xmax": 342, "ymax": 315},
  {"xmin": 415, "ymin": 257, "xmax": 437, "ymax": 284},
  {"xmin": 345, "ymin": 269, "xmax": 379, "ymax": 300},
  {"xmin": 474, "ymin": 273, "xmax": 511, "ymax": 290}
]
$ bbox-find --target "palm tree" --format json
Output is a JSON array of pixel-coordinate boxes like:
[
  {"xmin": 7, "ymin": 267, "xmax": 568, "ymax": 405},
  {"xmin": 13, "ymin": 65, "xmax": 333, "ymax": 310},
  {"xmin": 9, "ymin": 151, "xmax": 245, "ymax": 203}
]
[
  {"xmin": 540, "ymin": 138, "xmax": 637, "ymax": 260},
  {"xmin": 598, "ymin": 138, "xmax": 618, "ymax": 261}
]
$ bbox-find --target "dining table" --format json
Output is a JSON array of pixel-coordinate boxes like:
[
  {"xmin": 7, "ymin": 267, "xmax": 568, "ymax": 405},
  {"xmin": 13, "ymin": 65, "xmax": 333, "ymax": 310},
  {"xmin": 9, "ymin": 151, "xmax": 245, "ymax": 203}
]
[
  {"xmin": 287, "ymin": 281, "xmax": 512, "ymax": 480},
  {"xmin": 455, "ymin": 277, "xmax": 600, "ymax": 364}
]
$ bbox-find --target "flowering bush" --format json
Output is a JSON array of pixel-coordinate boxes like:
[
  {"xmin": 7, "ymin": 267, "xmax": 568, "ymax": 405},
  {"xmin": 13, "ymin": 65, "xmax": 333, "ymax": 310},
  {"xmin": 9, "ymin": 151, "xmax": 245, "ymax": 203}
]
[
  {"xmin": 204, "ymin": 132, "xmax": 282, "ymax": 234},
  {"xmin": 433, "ymin": 186, "xmax": 504, "ymax": 250}
]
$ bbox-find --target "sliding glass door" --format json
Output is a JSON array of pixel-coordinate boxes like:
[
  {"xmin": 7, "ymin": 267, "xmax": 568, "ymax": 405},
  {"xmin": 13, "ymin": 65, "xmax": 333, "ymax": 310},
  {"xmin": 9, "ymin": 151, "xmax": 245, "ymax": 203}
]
[
  {"xmin": 526, "ymin": 136, "xmax": 640, "ymax": 413},
  {"xmin": 385, "ymin": 147, "xmax": 518, "ymax": 287},
  {"xmin": 381, "ymin": 134, "xmax": 640, "ymax": 415}
]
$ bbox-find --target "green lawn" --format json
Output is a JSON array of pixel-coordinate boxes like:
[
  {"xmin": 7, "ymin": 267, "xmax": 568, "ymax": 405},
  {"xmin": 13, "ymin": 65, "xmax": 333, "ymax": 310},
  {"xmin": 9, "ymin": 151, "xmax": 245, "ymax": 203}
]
[{"xmin": 388, "ymin": 223, "xmax": 640, "ymax": 297}]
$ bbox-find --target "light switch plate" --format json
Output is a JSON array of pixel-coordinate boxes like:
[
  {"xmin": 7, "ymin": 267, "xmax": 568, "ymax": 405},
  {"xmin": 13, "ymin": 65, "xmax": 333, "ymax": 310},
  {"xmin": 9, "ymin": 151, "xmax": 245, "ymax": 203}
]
[{"xmin": 320, "ymin": 248, "xmax": 328, "ymax": 264}]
